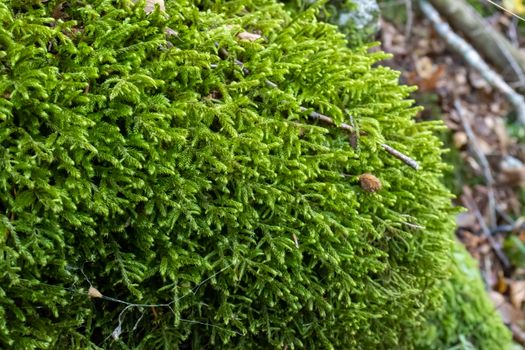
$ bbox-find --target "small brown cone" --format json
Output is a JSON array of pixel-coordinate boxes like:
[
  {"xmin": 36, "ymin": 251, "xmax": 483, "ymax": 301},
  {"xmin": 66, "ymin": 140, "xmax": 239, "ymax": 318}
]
[{"xmin": 359, "ymin": 173, "xmax": 382, "ymax": 193}]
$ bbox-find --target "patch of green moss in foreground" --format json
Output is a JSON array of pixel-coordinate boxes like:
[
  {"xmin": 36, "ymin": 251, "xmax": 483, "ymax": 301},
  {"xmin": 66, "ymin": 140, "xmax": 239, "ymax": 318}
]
[{"xmin": 0, "ymin": 0, "xmax": 511, "ymax": 348}]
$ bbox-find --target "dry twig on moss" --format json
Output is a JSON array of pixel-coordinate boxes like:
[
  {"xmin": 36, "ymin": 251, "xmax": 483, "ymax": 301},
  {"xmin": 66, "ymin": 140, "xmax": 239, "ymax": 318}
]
[
  {"xmin": 381, "ymin": 143, "xmax": 419, "ymax": 170},
  {"xmin": 212, "ymin": 32, "xmax": 420, "ymax": 170}
]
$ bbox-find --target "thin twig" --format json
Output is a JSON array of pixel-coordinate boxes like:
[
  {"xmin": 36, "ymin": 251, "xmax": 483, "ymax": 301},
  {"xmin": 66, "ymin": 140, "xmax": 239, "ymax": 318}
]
[
  {"xmin": 477, "ymin": 208, "xmax": 511, "ymax": 270},
  {"xmin": 454, "ymin": 100, "xmax": 497, "ymax": 227},
  {"xmin": 234, "ymin": 59, "xmax": 250, "ymax": 75},
  {"xmin": 381, "ymin": 143, "xmax": 419, "ymax": 170},
  {"xmin": 299, "ymin": 107, "xmax": 356, "ymax": 132},
  {"xmin": 491, "ymin": 217, "xmax": 525, "ymax": 234},
  {"xmin": 468, "ymin": 14, "xmax": 525, "ymax": 87},
  {"xmin": 420, "ymin": 0, "xmax": 525, "ymax": 125},
  {"xmin": 265, "ymin": 79, "xmax": 278, "ymax": 89},
  {"xmin": 505, "ymin": 17, "xmax": 524, "ymax": 84},
  {"xmin": 486, "ymin": 186, "xmax": 497, "ymax": 229},
  {"xmin": 509, "ymin": 17, "xmax": 520, "ymax": 47},
  {"xmin": 215, "ymin": 48, "xmax": 356, "ymax": 132},
  {"xmin": 491, "ymin": 29, "xmax": 525, "ymax": 86},
  {"xmin": 216, "ymin": 46, "xmax": 417, "ymax": 168},
  {"xmin": 347, "ymin": 113, "xmax": 359, "ymax": 149},
  {"xmin": 405, "ymin": 0, "xmax": 414, "ymax": 40},
  {"xmin": 491, "ymin": 224, "xmax": 520, "ymax": 234},
  {"xmin": 462, "ymin": 189, "xmax": 511, "ymax": 270},
  {"xmin": 496, "ymin": 204, "xmax": 515, "ymax": 225}
]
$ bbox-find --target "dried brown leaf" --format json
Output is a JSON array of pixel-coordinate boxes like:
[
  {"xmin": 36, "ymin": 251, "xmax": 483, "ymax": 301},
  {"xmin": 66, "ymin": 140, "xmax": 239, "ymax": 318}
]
[
  {"xmin": 510, "ymin": 280, "xmax": 525, "ymax": 309},
  {"xmin": 490, "ymin": 291, "xmax": 525, "ymax": 324},
  {"xmin": 490, "ymin": 291, "xmax": 523, "ymax": 324}
]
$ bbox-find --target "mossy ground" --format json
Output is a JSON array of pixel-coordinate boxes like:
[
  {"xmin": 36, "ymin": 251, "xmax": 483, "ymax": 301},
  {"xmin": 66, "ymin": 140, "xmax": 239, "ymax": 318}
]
[{"xmin": 0, "ymin": 0, "xmax": 512, "ymax": 349}]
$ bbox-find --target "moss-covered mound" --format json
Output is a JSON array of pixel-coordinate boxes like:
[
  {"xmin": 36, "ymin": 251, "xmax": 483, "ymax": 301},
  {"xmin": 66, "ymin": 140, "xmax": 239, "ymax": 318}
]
[
  {"xmin": 0, "ymin": 0, "xmax": 510, "ymax": 349},
  {"xmin": 418, "ymin": 242, "xmax": 511, "ymax": 350}
]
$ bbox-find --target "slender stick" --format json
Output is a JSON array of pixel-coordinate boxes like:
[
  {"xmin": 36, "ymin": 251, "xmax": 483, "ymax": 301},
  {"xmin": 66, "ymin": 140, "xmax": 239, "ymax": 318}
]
[
  {"xmin": 217, "ymin": 46, "xmax": 418, "ymax": 168},
  {"xmin": 381, "ymin": 143, "xmax": 420, "ymax": 170},
  {"xmin": 462, "ymin": 190, "xmax": 511, "ymax": 270},
  {"xmin": 299, "ymin": 107, "xmax": 356, "ymax": 132},
  {"xmin": 454, "ymin": 100, "xmax": 497, "ymax": 228},
  {"xmin": 405, "ymin": 0, "xmax": 414, "ymax": 40}
]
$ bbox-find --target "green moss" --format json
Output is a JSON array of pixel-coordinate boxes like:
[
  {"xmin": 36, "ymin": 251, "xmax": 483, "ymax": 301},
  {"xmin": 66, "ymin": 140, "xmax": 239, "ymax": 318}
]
[
  {"xmin": 418, "ymin": 242, "xmax": 512, "ymax": 350},
  {"xmin": 0, "ymin": 0, "xmax": 511, "ymax": 349},
  {"xmin": 285, "ymin": 0, "xmax": 379, "ymax": 46}
]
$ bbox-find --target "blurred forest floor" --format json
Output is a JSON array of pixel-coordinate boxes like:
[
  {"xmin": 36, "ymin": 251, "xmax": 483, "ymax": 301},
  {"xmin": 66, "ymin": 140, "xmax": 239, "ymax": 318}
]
[{"xmin": 376, "ymin": 0, "xmax": 525, "ymax": 345}]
